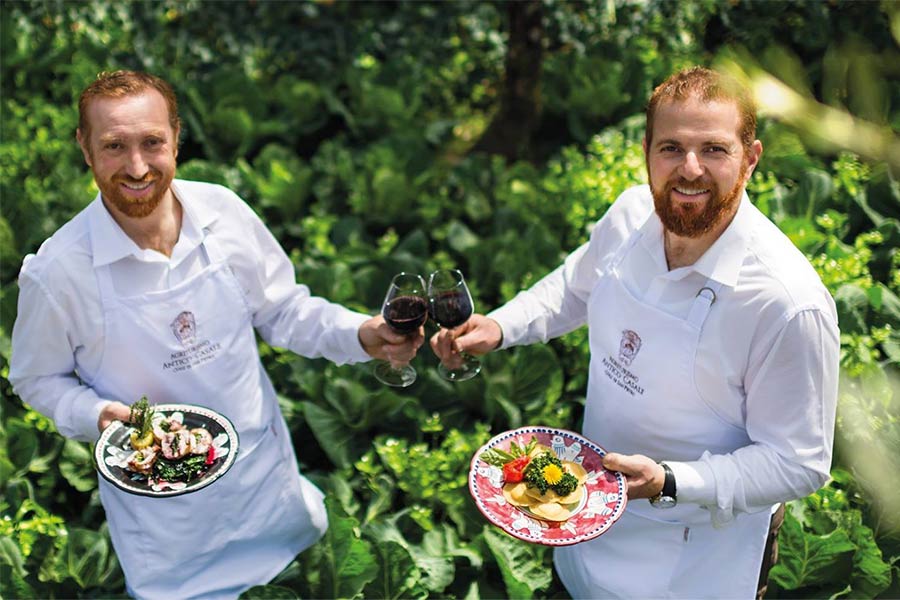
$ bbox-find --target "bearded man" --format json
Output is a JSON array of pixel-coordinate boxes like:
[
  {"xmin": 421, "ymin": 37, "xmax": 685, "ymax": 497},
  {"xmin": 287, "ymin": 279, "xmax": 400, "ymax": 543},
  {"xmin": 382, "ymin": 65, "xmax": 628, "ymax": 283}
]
[
  {"xmin": 432, "ymin": 66, "xmax": 839, "ymax": 598},
  {"xmin": 9, "ymin": 70, "xmax": 422, "ymax": 599}
]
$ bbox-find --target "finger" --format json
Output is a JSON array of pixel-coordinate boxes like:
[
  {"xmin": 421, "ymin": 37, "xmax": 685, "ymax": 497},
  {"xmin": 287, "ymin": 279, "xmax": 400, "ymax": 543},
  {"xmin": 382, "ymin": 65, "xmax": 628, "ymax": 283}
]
[
  {"xmin": 379, "ymin": 325, "xmax": 409, "ymax": 345},
  {"xmin": 410, "ymin": 328, "xmax": 425, "ymax": 351},
  {"xmin": 452, "ymin": 317, "xmax": 501, "ymax": 355},
  {"xmin": 442, "ymin": 352, "xmax": 464, "ymax": 370},
  {"xmin": 431, "ymin": 328, "xmax": 456, "ymax": 360}
]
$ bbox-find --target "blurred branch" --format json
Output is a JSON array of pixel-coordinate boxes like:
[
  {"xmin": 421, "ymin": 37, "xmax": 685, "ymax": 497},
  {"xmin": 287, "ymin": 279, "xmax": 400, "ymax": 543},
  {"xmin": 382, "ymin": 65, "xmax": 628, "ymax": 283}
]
[{"xmin": 716, "ymin": 52, "xmax": 900, "ymax": 172}]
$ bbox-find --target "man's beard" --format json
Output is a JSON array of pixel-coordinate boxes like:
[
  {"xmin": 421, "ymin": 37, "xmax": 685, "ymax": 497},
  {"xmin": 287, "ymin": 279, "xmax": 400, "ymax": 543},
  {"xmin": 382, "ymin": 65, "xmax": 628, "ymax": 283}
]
[
  {"xmin": 96, "ymin": 167, "xmax": 173, "ymax": 219},
  {"xmin": 651, "ymin": 162, "xmax": 748, "ymax": 238}
]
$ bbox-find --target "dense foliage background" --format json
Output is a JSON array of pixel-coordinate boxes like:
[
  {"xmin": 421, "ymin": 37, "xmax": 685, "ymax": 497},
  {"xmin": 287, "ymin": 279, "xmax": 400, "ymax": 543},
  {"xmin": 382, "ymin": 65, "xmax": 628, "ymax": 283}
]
[{"xmin": 2, "ymin": 1, "xmax": 899, "ymax": 598}]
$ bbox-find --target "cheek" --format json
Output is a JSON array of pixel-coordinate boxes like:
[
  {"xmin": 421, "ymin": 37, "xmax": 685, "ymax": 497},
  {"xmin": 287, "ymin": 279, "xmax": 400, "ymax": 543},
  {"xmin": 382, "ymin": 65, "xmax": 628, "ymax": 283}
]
[{"xmin": 647, "ymin": 159, "xmax": 673, "ymax": 184}]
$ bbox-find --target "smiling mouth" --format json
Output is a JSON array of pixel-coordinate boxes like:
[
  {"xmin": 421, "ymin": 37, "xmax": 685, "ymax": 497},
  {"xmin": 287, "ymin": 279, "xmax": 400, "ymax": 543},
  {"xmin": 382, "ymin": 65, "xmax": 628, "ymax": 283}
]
[
  {"xmin": 673, "ymin": 186, "xmax": 710, "ymax": 196},
  {"xmin": 120, "ymin": 180, "xmax": 153, "ymax": 191}
]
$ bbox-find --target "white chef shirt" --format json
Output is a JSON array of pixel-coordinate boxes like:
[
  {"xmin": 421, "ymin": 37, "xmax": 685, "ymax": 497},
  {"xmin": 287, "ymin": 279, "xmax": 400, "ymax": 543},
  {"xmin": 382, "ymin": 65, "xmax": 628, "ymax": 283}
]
[
  {"xmin": 9, "ymin": 179, "xmax": 371, "ymax": 442},
  {"xmin": 490, "ymin": 184, "xmax": 840, "ymax": 525}
]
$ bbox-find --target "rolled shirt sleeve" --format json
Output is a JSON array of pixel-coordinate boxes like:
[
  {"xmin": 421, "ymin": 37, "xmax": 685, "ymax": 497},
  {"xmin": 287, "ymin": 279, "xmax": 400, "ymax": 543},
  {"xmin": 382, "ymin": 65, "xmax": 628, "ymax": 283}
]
[
  {"xmin": 9, "ymin": 269, "xmax": 111, "ymax": 442},
  {"xmin": 668, "ymin": 307, "xmax": 840, "ymax": 526}
]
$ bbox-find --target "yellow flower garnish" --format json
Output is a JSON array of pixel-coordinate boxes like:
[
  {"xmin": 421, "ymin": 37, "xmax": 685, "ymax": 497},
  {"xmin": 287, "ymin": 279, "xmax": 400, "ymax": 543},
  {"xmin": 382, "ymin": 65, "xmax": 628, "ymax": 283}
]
[{"xmin": 542, "ymin": 464, "xmax": 563, "ymax": 485}]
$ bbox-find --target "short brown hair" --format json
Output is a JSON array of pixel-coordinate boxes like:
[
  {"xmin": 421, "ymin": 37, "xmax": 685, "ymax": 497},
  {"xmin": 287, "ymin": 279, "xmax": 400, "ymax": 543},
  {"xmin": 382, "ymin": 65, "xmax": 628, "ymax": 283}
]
[
  {"xmin": 78, "ymin": 70, "xmax": 181, "ymax": 141},
  {"xmin": 645, "ymin": 66, "xmax": 757, "ymax": 152}
]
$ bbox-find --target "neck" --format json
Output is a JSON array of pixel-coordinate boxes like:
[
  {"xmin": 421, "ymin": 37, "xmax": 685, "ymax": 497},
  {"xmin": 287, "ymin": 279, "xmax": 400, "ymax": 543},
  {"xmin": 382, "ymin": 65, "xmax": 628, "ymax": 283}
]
[
  {"xmin": 663, "ymin": 209, "xmax": 736, "ymax": 270},
  {"xmin": 103, "ymin": 189, "xmax": 182, "ymax": 258},
  {"xmin": 664, "ymin": 230, "xmax": 709, "ymax": 270}
]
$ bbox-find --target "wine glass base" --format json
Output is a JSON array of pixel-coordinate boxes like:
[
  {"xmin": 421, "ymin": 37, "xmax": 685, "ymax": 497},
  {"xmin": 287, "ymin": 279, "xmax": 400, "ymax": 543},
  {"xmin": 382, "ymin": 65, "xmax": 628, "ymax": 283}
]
[
  {"xmin": 374, "ymin": 361, "xmax": 417, "ymax": 387},
  {"xmin": 438, "ymin": 354, "xmax": 481, "ymax": 382}
]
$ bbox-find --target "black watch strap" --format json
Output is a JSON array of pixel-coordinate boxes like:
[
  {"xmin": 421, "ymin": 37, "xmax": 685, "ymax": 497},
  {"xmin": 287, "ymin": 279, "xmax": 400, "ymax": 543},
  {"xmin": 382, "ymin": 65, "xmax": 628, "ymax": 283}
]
[{"xmin": 660, "ymin": 462, "xmax": 676, "ymax": 499}]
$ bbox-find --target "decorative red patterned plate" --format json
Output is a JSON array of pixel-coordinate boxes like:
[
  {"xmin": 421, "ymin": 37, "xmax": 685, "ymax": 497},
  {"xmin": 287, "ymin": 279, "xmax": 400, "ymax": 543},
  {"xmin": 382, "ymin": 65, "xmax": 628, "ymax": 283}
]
[{"xmin": 468, "ymin": 426, "xmax": 627, "ymax": 546}]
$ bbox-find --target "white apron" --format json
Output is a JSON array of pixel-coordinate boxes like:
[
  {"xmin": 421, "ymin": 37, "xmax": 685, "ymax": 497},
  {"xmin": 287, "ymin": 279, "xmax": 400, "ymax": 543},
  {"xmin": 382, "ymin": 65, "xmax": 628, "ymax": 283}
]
[
  {"xmin": 554, "ymin": 228, "xmax": 772, "ymax": 599},
  {"xmin": 87, "ymin": 231, "xmax": 327, "ymax": 600}
]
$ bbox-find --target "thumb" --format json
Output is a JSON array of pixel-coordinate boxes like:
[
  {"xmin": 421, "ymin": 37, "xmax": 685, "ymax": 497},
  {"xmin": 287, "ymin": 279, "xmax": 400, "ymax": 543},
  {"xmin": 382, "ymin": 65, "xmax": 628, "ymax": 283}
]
[{"xmin": 602, "ymin": 452, "xmax": 625, "ymax": 472}]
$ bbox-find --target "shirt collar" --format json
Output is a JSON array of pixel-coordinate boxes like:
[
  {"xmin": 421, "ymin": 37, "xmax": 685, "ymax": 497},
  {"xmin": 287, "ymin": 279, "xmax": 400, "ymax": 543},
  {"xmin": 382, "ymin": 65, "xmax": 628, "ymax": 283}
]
[
  {"xmin": 88, "ymin": 179, "xmax": 219, "ymax": 267},
  {"xmin": 637, "ymin": 192, "xmax": 753, "ymax": 287}
]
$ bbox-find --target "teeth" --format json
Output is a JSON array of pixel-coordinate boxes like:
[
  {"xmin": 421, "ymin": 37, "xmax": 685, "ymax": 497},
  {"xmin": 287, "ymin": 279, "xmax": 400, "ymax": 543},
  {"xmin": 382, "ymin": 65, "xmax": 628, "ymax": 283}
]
[
  {"xmin": 674, "ymin": 187, "xmax": 708, "ymax": 196},
  {"xmin": 123, "ymin": 181, "xmax": 152, "ymax": 191}
]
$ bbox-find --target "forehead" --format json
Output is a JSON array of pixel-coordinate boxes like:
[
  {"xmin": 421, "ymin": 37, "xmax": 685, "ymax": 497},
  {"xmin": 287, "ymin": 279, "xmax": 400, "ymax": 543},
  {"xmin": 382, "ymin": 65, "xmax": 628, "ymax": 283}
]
[
  {"xmin": 83, "ymin": 90, "xmax": 173, "ymax": 140},
  {"xmin": 650, "ymin": 97, "xmax": 742, "ymax": 143}
]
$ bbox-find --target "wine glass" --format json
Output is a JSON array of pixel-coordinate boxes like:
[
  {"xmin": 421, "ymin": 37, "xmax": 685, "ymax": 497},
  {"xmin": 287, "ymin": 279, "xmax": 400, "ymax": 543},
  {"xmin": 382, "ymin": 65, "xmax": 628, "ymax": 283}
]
[
  {"xmin": 428, "ymin": 269, "xmax": 481, "ymax": 382},
  {"xmin": 373, "ymin": 272, "xmax": 428, "ymax": 387}
]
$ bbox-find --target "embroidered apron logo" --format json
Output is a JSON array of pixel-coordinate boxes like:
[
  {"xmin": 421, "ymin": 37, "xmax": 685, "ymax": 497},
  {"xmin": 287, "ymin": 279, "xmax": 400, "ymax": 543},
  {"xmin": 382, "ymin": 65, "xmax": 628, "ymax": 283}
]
[
  {"xmin": 164, "ymin": 311, "xmax": 221, "ymax": 372},
  {"xmin": 171, "ymin": 311, "xmax": 197, "ymax": 346},
  {"xmin": 600, "ymin": 329, "xmax": 644, "ymax": 396},
  {"xmin": 618, "ymin": 329, "xmax": 641, "ymax": 366}
]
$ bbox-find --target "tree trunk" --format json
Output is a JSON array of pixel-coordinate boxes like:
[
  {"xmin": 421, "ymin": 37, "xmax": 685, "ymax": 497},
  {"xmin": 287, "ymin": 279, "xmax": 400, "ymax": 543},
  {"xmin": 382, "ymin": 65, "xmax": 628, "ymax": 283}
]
[{"xmin": 472, "ymin": 0, "xmax": 544, "ymax": 162}]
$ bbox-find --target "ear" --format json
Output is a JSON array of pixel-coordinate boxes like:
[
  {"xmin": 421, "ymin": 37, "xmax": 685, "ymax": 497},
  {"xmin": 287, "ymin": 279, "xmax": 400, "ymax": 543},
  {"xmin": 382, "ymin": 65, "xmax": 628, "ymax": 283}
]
[
  {"xmin": 642, "ymin": 136, "xmax": 648, "ymax": 156},
  {"xmin": 743, "ymin": 140, "xmax": 763, "ymax": 182},
  {"xmin": 76, "ymin": 128, "xmax": 93, "ymax": 167}
]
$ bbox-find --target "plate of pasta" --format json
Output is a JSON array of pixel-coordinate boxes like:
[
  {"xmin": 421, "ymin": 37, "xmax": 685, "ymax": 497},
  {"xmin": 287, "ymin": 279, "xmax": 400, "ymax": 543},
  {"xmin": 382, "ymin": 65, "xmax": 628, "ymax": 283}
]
[
  {"xmin": 94, "ymin": 398, "xmax": 239, "ymax": 497},
  {"xmin": 468, "ymin": 426, "xmax": 626, "ymax": 546}
]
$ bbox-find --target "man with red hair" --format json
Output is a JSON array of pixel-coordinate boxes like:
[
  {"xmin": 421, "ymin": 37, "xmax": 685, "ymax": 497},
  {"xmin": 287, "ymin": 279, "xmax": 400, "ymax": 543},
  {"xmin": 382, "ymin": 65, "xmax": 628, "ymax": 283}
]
[
  {"xmin": 433, "ymin": 66, "xmax": 839, "ymax": 598},
  {"xmin": 10, "ymin": 70, "xmax": 422, "ymax": 599}
]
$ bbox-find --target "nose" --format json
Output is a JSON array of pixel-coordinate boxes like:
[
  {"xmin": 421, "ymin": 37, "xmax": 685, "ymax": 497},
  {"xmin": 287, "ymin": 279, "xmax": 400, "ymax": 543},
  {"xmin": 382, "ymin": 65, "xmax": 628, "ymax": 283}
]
[
  {"xmin": 124, "ymin": 149, "xmax": 150, "ymax": 179},
  {"xmin": 679, "ymin": 151, "xmax": 704, "ymax": 180}
]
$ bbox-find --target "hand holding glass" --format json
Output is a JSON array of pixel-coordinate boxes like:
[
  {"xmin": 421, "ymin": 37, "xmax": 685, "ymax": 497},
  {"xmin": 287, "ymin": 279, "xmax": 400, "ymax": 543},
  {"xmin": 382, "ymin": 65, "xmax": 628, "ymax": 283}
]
[
  {"xmin": 428, "ymin": 269, "xmax": 481, "ymax": 381},
  {"xmin": 373, "ymin": 273, "xmax": 428, "ymax": 387}
]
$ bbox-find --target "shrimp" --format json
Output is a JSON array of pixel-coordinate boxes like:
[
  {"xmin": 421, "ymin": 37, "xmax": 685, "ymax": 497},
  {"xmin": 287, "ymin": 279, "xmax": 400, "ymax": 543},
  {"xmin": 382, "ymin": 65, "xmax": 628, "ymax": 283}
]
[
  {"xmin": 127, "ymin": 447, "xmax": 158, "ymax": 473},
  {"xmin": 190, "ymin": 428, "xmax": 213, "ymax": 454},
  {"xmin": 161, "ymin": 429, "xmax": 193, "ymax": 459}
]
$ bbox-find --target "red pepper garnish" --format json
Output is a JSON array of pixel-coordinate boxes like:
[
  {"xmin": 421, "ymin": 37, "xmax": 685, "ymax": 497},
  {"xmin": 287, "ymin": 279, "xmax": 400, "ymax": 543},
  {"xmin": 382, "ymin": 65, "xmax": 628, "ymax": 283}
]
[
  {"xmin": 502, "ymin": 455, "xmax": 531, "ymax": 483},
  {"xmin": 205, "ymin": 446, "xmax": 216, "ymax": 465}
]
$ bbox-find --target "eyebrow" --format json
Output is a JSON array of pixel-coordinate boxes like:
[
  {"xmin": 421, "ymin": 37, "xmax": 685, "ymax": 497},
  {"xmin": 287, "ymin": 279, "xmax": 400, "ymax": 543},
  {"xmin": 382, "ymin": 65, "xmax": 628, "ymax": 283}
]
[
  {"xmin": 98, "ymin": 130, "xmax": 168, "ymax": 143},
  {"xmin": 653, "ymin": 138, "xmax": 735, "ymax": 148}
]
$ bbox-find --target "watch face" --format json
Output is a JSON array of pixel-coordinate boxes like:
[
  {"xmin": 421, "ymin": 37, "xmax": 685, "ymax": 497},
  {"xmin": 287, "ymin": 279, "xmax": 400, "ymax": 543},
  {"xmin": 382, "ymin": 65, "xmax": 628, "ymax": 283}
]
[{"xmin": 650, "ymin": 495, "xmax": 677, "ymax": 509}]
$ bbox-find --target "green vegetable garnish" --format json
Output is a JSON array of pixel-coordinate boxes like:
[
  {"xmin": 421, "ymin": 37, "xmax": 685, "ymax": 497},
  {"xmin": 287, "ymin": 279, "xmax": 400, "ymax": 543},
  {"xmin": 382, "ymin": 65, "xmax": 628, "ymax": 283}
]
[
  {"xmin": 481, "ymin": 435, "xmax": 538, "ymax": 467},
  {"xmin": 129, "ymin": 396, "xmax": 155, "ymax": 449},
  {"xmin": 524, "ymin": 452, "xmax": 579, "ymax": 496},
  {"xmin": 153, "ymin": 455, "xmax": 208, "ymax": 482}
]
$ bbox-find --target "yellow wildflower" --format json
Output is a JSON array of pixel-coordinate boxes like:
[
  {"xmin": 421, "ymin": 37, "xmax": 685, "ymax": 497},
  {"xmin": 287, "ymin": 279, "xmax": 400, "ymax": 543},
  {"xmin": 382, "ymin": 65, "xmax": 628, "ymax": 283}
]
[{"xmin": 542, "ymin": 464, "xmax": 563, "ymax": 485}]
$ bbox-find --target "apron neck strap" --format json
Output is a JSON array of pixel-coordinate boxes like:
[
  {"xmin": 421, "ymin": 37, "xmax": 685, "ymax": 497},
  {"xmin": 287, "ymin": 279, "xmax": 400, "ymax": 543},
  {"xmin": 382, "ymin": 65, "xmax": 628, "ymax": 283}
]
[
  {"xmin": 686, "ymin": 280, "xmax": 723, "ymax": 329},
  {"xmin": 200, "ymin": 227, "xmax": 225, "ymax": 263}
]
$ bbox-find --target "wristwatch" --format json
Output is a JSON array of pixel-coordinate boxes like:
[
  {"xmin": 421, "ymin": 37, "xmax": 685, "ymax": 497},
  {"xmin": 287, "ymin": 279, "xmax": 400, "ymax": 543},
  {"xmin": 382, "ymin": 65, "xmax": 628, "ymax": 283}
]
[{"xmin": 649, "ymin": 462, "xmax": 676, "ymax": 509}]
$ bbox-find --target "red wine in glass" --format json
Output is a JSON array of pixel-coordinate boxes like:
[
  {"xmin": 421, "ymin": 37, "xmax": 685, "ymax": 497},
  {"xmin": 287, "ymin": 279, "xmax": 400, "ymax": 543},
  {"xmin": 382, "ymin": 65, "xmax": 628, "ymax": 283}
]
[
  {"xmin": 374, "ymin": 273, "xmax": 427, "ymax": 387},
  {"xmin": 384, "ymin": 296, "xmax": 429, "ymax": 333},
  {"xmin": 429, "ymin": 290, "xmax": 473, "ymax": 329},
  {"xmin": 427, "ymin": 269, "xmax": 481, "ymax": 381}
]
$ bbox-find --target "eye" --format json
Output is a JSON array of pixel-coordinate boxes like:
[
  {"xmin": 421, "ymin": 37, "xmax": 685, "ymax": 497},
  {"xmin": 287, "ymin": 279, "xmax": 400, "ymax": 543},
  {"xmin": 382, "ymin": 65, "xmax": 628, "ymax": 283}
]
[
  {"xmin": 104, "ymin": 142, "xmax": 122, "ymax": 151},
  {"xmin": 659, "ymin": 145, "xmax": 680, "ymax": 153},
  {"xmin": 144, "ymin": 137, "xmax": 163, "ymax": 148},
  {"xmin": 705, "ymin": 146, "xmax": 727, "ymax": 153}
]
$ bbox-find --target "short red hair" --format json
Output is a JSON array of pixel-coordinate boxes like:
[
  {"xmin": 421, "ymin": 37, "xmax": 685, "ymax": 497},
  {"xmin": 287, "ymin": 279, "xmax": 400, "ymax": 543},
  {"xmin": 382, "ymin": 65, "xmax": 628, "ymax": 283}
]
[
  {"xmin": 645, "ymin": 66, "xmax": 757, "ymax": 152},
  {"xmin": 78, "ymin": 70, "xmax": 181, "ymax": 141}
]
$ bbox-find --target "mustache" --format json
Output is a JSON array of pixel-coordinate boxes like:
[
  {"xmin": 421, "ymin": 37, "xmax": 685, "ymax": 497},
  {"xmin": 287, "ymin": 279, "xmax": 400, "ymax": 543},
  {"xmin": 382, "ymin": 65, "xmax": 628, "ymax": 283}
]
[
  {"xmin": 667, "ymin": 178, "xmax": 714, "ymax": 189},
  {"xmin": 112, "ymin": 169, "xmax": 161, "ymax": 185}
]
